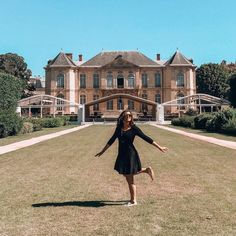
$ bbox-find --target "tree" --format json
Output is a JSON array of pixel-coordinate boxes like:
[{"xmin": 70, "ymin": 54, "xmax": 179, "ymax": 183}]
[
  {"xmin": 0, "ymin": 72, "xmax": 22, "ymax": 111},
  {"xmin": 0, "ymin": 53, "xmax": 34, "ymax": 98},
  {"xmin": 229, "ymin": 73, "xmax": 236, "ymax": 108},
  {"xmin": 196, "ymin": 63, "xmax": 229, "ymax": 99}
]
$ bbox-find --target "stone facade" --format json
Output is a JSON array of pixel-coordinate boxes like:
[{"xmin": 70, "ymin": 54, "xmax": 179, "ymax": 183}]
[{"xmin": 45, "ymin": 50, "xmax": 196, "ymax": 116}]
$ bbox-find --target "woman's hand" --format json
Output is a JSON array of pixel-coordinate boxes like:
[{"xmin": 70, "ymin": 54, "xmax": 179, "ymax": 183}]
[
  {"xmin": 95, "ymin": 151, "xmax": 104, "ymax": 157},
  {"xmin": 159, "ymin": 146, "xmax": 168, "ymax": 153}
]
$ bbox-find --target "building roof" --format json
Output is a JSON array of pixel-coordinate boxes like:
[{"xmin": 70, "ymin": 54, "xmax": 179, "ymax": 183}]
[
  {"xmin": 164, "ymin": 50, "xmax": 194, "ymax": 66},
  {"xmin": 47, "ymin": 52, "xmax": 76, "ymax": 67},
  {"xmin": 80, "ymin": 51, "xmax": 161, "ymax": 67}
]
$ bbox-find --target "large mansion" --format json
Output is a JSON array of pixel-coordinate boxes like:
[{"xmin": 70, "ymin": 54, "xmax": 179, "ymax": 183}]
[{"xmin": 45, "ymin": 50, "xmax": 196, "ymax": 117}]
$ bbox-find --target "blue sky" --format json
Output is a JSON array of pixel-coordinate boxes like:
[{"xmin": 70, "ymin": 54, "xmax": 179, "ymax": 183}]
[{"xmin": 0, "ymin": 0, "xmax": 236, "ymax": 78}]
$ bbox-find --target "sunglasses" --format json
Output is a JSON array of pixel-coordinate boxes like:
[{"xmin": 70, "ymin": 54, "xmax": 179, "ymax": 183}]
[{"xmin": 125, "ymin": 113, "xmax": 132, "ymax": 117}]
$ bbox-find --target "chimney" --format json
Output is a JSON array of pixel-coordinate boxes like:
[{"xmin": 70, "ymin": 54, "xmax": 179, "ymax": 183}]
[
  {"xmin": 79, "ymin": 54, "xmax": 83, "ymax": 61},
  {"xmin": 66, "ymin": 53, "xmax": 73, "ymax": 60},
  {"xmin": 156, "ymin": 54, "xmax": 160, "ymax": 61}
]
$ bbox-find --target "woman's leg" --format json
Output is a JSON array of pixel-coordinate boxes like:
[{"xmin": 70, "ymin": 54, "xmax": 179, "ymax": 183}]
[
  {"xmin": 125, "ymin": 174, "xmax": 136, "ymax": 203},
  {"xmin": 136, "ymin": 167, "xmax": 154, "ymax": 180}
]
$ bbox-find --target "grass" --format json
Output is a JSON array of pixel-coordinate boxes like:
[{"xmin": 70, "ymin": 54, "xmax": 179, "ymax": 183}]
[
  {"xmin": 167, "ymin": 124, "xmax": 236, "ymax": 142},
  {"xmin": 0, "ymin": 124, "xmax": 79, "ymax": 146},
  {"xmin": 0, "ymin": 125, "xmax": 235, "ymax": 235}
]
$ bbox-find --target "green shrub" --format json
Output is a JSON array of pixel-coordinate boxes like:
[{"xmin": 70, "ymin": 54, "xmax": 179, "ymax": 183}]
[
  {"xmin": 194, "ymin": 113, "xmax": 214, "ymax": 129},
  {"xmin": 42, "ymin": 117, "xmax": 64, "ymax": 128},
  {"xmin": 0, "ymin": 111, "xmax": 23, "ymax": 138},
  {"xmin": 171, "ymin": 116, "xmax": 195, "ymax": 128},
  {"xmin": 24, "ymin": 118, "xmax": 43, "ymax": 131},
  {"xmin": 171, "ymin": 118, "xmax": 181, "ymax": 126},
  {"xmin": 221, "ymin": 119, "xmax": 236, "ymax": 135},
  {"xmin": 20, "ymin": 122, "xmax": 34, "ymax": 134},
  {"xmin": 59, "ymin": 115, "xmax": 70, "ymax": 125}
]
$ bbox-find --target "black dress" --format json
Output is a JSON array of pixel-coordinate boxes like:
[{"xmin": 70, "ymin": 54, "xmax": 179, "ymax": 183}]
[{"xmin": 107, "ymin": 125, "xmax": 154, "ymax": 175}]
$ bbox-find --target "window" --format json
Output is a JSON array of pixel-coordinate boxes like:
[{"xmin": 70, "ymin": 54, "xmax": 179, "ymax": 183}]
[
  {"xmin": 80, "ymin": 94, "xmax": 86, "ymax": 104},
  {"xmin": 176, "ymin": 72, "xmax": 184, "ymax": 87},
  {"xmin": 107, "ymin": 73, "xmax": 113, "ymax": 88},
  {"xmin": 117, "ymin": 98, "xmax": 124, "ymax": 110},
  {"xmin": 117, "ymin": 74, "xmax": 124, "ymax": 88},
  {"xmin": 57, "ymin": 94, "xmax": 64, "ymax": 111},
  {"xmin": 177, "ymin": 93, "xmax": 185, "ymax": 109},
  {"xmin": 80, "ymin": 74, "xmax": 86, "ymax": 88},
  {"xmin": 56, "ymin": 74, "xmax": 64, "ymax": 88},
  {"xmin": 93, "ymin": 95, "xmax": 99, "ymax": 111},
  {"xmin": 155, "ymin": 93, "xmax": 161, "ymax": 104},
  {"xmin": 142, "ymin": 73, "xmax": 148, "ymax": 88},
  {"xmin": 107, "ymin": 100, "xmax": 113, "ymax": 110},
  {"xmin": 128, "ymin": 73, "xmax": 135, "ymax": 88},
  {"xmin": 128, "ymin": 100, "xmax": 134, "ymax": 110},
  {"xmin": 142, "ymin": 94, "xmax": 148, "ymax": 111},
  {"xmin": 93, "ymin": 74, "xmax": 99, "ymax": 88},
  {"xmin": 155, "ymin": 72, "xmax": 161, "ymax": 87}
]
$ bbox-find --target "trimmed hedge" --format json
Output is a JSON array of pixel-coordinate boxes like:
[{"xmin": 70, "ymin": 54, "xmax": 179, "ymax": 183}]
[
  {"xmin": 41, "ymin": 117, "xmax": 64, "ymax": 128},
  {"xmin": 171, "ymin": 108, "xmax": 236, "ymax": 136},
  {"xmin": 171, "ymin": 116, "xmax": 195, "ymax": 128}
]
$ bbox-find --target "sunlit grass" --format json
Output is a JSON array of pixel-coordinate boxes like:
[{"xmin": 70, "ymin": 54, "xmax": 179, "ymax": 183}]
[{"xmin": 0, "ymin": 125, "xmax": 235, "ymax": 235}]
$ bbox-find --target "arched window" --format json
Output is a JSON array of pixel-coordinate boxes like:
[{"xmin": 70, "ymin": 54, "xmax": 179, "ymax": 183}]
[
  {"xmin": 128, "ymin": 73, "xmax": 135, "ymax": 88},
  {"xmin": 57, "ymin": 94, "xmax": 64, "ymax": 111},
  {"xmin": 155, "ymin": 93, "xmax": 161, "ymax": 104},
  {"xmin": 80, "ymin": 94, "xmax": 86, "ymax": 104},
  {"xmin": 117, "ymin": 98, "xmax": 124, "ymax": 110},
  {"xmin": 107, "ymin": 100, "xmax": 113, "ymax": 110},
  {"xmin": 141, "ymin": 94, "xmax": 148, "ymax": 111},
  {"xmin": 176, "ymin": 72, "xmax": 184, "ymax": 87},
  {"xmin": 155, "ymin": 72, "xmax": 161, "ymax": 87},
  {"xmin": 107, "ymin": 73, "xmax": 113, "ymax": 88},
  {"xmin": 128, "ymin": 100, "xmax": 134, "ymax": 110},
  {"xmin": 177, "ymin": 93, "xmax": 185, "ymax": 109},
  {"xmin": 93, "ymin": 94, "xmax": 99, "ymax": 111},
  {"xmin": 56, "ymin": 74, "xmax": 64, "ymax": 88}
]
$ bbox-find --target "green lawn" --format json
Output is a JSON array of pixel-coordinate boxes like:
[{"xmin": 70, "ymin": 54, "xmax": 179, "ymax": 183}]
[
  {"xmin": 0, "ymin": 125, "xmax": 235, "ymax": 236},
  {"xmin": 0, "ymin": 124, "xmax": 79, "ymax": 146},
  {"xmin": 167, "ymin": 124, "xmax": 236, "ymax": 142}
]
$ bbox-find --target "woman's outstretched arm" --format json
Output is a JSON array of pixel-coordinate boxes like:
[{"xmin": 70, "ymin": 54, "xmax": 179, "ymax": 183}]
[
  {"xmin": 95, "ymin": 127, "xmax": 119, "ymax": 157},
  {"xmin": 135, "ymin": 125, "xmax": 168, "ymax": 153},
  {"xmin": 95, "ymin": 144, "xmax": 110, "ymax": 157},
  {"xmin": 152, "ymin": 141, "xmax": 168, "ymax": 153}
]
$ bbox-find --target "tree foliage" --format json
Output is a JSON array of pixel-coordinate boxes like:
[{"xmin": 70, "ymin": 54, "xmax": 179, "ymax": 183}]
[
  {"xmin": 0, "ymin": 53, "xmax": 34, "ymax": 98},
  {"xmin": 229, "ymin": 73, "xmax": 236, "ymax": 108},
  {"xmin": 196, "ymin": 63, "xmax": 229, "ymax": 99},
  {"xmin": 0, "ymin": 72, "xmax": 22, "ymax": 111}
]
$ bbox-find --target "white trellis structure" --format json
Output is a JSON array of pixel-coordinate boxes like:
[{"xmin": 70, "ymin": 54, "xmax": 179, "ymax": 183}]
[
  {"xmin": 157, "ymin": 93, "xmax": 231, "ymax": 124},
  {"xmin": 17, "ymin": 95, "xmax": 85, "ymax": 124}
]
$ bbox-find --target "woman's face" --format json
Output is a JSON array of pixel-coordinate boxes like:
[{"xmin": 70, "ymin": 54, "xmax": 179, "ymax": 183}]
[{"xmin": 124, "ymin": 112, "xmax": 132, "ymax": 123}]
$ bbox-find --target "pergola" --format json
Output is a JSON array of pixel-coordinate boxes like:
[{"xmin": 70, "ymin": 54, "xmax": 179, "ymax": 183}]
[
  {"xmin": 17, "ymin": 95, "xmax": 84, "ymax": 122},
  {"xmin": 157, "ymin": 93, "xmax": 231, "ymax": 123}
]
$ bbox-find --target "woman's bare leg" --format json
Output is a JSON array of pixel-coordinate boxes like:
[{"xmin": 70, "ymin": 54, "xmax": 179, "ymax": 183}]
[
  {"xmin": 125, "ymin": 174, "xmax": 136, "ymax": 203},
  {"xmin": 136, "ymin": 167, "xmax": 154, "ymax": 181}
]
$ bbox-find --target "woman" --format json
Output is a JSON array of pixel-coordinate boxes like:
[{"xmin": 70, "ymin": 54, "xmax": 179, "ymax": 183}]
[{"xmin": 95, "ymin": 110, "xmax": 168, "ymax": 206}]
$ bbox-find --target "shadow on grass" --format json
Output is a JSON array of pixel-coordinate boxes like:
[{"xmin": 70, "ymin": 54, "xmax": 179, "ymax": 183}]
[{"xmin": 32, "ymin": 200, "xmax": 128, "ymax": 208}]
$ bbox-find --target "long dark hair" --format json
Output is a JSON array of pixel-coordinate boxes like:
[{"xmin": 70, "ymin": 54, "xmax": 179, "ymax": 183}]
[{"xmin": 116, "ymin": 110, "xmax": 134, "ymax": 129}]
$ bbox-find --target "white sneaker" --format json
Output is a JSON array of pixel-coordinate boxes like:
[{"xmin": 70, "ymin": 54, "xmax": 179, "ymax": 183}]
[{"xmin": 125, "ymin": 201, "xmax": 137, "ymax": 207}]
